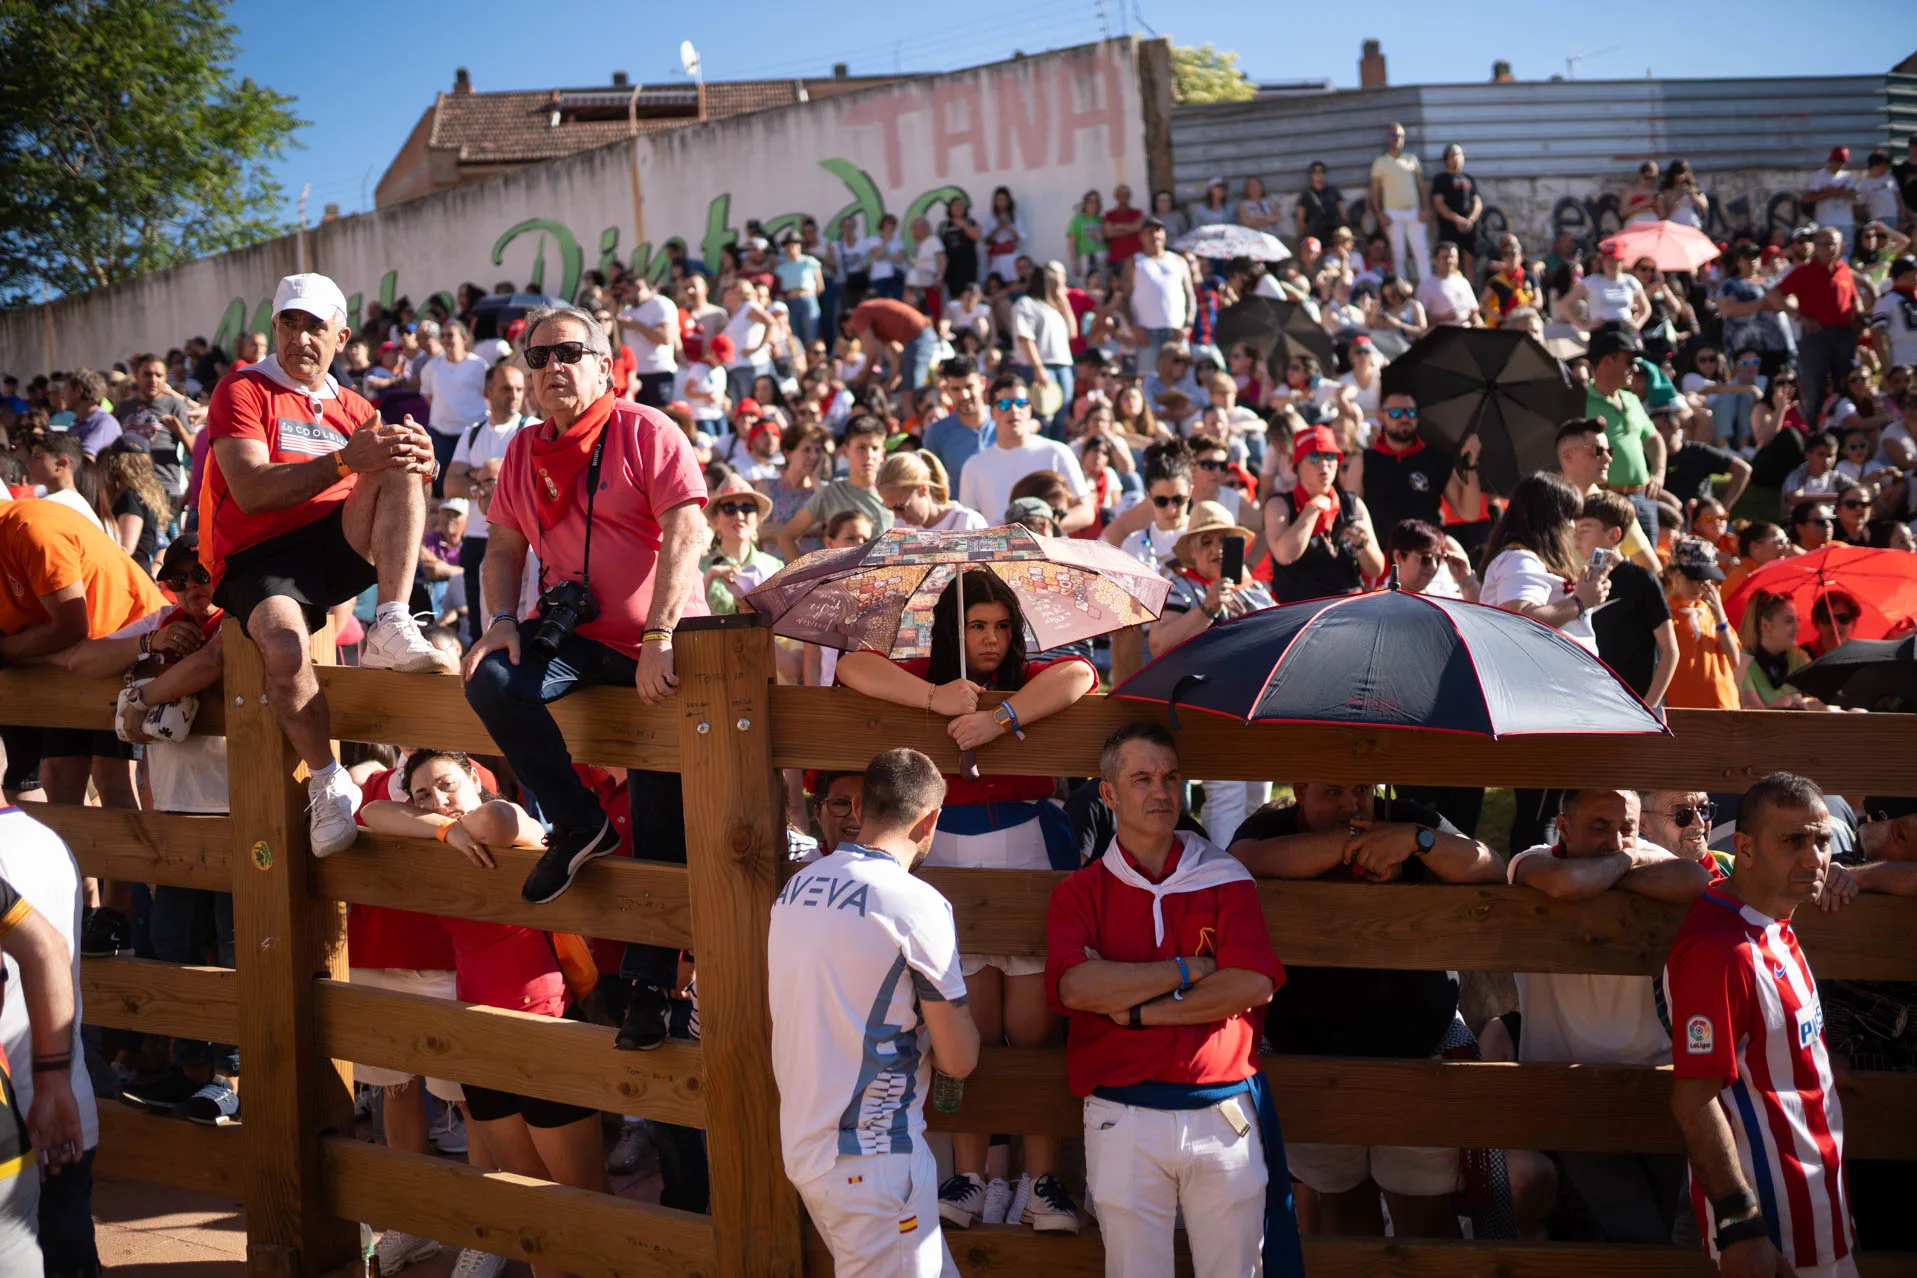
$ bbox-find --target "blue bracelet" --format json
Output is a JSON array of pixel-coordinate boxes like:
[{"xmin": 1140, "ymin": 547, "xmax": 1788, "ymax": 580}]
[{"xmin": 1174, "ymin": 955, "xmax": 1192, "ymax": 993}]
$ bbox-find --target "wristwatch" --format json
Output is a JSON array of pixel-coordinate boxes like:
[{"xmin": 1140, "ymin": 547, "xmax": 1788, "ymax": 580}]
[{"xmin": 1412, "ymin": 826, "xmax": 1436, "ymax": 857}]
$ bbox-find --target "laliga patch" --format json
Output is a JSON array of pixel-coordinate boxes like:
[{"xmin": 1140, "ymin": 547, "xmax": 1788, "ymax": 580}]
[{"xmin": 1685, "ymin": 1015, "xmax": 1714, "ymax": 1055}]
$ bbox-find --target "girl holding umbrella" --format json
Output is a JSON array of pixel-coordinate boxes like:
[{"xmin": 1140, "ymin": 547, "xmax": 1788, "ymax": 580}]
[
  {"xmin": 1263, "ymin": 424, "xmax": 1384, "ymax": 603},
  {"xmin": 835, "ymin": 573, "xmax": 1097, "ymax": 1236}
]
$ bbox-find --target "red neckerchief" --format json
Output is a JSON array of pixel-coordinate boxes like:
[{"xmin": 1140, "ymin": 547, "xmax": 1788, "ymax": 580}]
[
  {"xmin": 529, "ymin": 392, "xmax": 616, "ymax": 532},
  {"xmin": 1179, "ymin": 567, "xmax": 1215, "ymax": 589},
  {"xmin": 1293, "ymin": 484, "xmax": 1341, "ymax": 536},
  {"xmin": 1373, "ymin": 431, "xmax": 1426, "ymax": 458}
]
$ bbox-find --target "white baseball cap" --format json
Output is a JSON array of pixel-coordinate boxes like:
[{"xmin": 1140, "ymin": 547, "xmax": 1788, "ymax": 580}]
[
  {"xmin": 439, "ymin": 497, "xmax": 471, "ymax": 517},
  {"xmin": 272, "ymin": 273, "xmax": 349, "ymax": 324}
]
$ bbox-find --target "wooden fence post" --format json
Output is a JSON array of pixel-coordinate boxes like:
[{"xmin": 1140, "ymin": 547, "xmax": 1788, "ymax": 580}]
[
  {"xmin": 675, "ymin": 616, "xmax": 802, "ymax": 1277},
  {"xmin": 224, "ymin": 618, "xmax": 359, "ymax": 1276}
]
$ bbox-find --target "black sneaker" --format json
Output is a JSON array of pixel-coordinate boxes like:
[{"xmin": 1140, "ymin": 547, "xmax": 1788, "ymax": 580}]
[
  {"xmin": 119, "ymin": 1069, "xmax": 200, "ymax": 1115},
  {"xmin": 520, "ymin": 819, "xmax": 614, "ymax": 904},
  {"xmin": 178, "ymin": 1078, "xmax": 241, "ymax": 1126},
  {"xmin": 614, "ymin": 984, "xmax": 671, "ymax": 1052},
  {"xmin": 79, "ymin": 906, "xmax": 130, "ymax": 957}
]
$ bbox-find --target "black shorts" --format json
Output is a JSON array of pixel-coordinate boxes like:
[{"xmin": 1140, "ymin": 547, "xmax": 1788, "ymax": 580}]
[
  {"xmin": 461, "ymin": 1082, "xmax": 595, "ymax": 1130},
  {"xmin": 1, "ymin": 727, "xmax": 138, "ymax": 786},
  {"xmin": 213, "ymin": 508, "xmax": 377, "ymax": 636}
]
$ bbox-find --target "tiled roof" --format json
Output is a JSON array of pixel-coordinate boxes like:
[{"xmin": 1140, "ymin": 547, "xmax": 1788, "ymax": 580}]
[{"xmin": 424, "ymin": 78, "xmax": 873, "ymax": 166}]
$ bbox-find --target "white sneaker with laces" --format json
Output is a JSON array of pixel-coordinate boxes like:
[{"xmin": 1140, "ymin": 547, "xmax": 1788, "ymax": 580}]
[
  {"xmin": 1005, "ymin": 1173, "xmax": 1033, "ymax": 1229},
  {"xmin": 361, "ymin": 610, "xmax": 457, "ymax": 674},
  {"xmin": 307, "ymin": 766, "xmax": 362, "ymax": 859},
  {"xmin": 450, "ymin": 1249, "xmax": 508, "ymax": 1278},
  {"xmin": 980, "ymin": 1176, "xmax": 1012, "ymax": 1225},
  {"xmin": 371, "ymin": 1229, "xmax": 440, "ymax": 1274}
]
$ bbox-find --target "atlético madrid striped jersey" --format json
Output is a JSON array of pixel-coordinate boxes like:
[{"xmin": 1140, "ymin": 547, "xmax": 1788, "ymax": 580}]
[{"xmin": 1665, "ymin": 888, "xmax": 1852, "ymax": 1269}]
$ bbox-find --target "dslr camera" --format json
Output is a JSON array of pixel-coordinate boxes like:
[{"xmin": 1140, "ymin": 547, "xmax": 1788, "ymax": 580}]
[{"xmin": 528, "ymin": 578, "xmax": 599, "ymax": 655}]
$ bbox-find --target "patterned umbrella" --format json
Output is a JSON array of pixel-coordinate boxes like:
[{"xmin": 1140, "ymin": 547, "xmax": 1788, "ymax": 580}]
[
  {"xmin": 1172, "ymin": 224, "xmax": 1292, "ymax": 262},
  {"xmin": 745, "ymin": 524, "xmax": 1171, "ymax": 660}
]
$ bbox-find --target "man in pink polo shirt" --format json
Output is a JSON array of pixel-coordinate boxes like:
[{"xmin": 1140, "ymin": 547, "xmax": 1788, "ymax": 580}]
[{"xmin": 461, "ymin": 302, "xmax": 708, "ymax": 1052}]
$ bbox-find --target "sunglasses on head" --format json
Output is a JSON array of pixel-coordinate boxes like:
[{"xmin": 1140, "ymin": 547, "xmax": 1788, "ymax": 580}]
[
  {"xmin": 1668, "ymin": 802, "xmax": 1717, "ymax": 829},
  {"xmin": 160, "ymin": 563, "xmax": 211, "ymax": 591},
  {"xmin": 1152, "ymin": 494, "xmax": 1191, "ymax": 509},
  {"xmin": 715, "ymin": 500, "xmax": 759, "ymax": 517},
  {"xmin": 994, "ymin": 397, "xmax": 1029, "ymax": 411},
  {"xmin": 1385, "ymin": 406, "xmax": 1418, "ymax": 420},
  {"xmin": 524, "ymin": 342, "xmax": 593, "ymax": 369}
]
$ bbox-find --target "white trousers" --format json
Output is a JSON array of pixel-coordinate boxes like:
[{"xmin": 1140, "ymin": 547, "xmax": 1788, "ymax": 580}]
[
  {"xmin": 1084, "ymin": 1095, "xmax": 1267, "ymax": 1278},
  {"xmin": 1384, "ymin": 215, "xmax": 1431, "ymax": 283},
  {"xmin": 797, "ymin": 1145, "xmax": 957, "ymax": 1278},
  {"xmin": 1200, "ymin": 782, "xmax": 1270, "ymax": 850}
]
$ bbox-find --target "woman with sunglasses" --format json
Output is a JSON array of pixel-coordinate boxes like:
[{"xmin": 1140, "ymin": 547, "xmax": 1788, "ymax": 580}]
[
  {"xmin": 836, "ymin": 572, "xmax": 1095, "ymax": 1235},
  {"xmin": 1751, "ymin": 370, "xmax": 1806, "ymax": 452},
  {"xmin": 1809, "ymin": 590, "xmax": 1863, "ymax": 658},
  {"xmin": 1102, "ymin": 437, "xmax": 1194, "ymax": 568},
  {"xmin": 1715, "ymin": 245, "xmax": 1796, "ymax": 376},
  {"xmin": 699, "ymin": 475, "xmax": 783, "ymax": 616},
  {"xmin": 1264, "ymin": 423, "xmax": 1383, "ymax": 604},
  {"xmin": 1620, "ymin": 160, "xmax": 1662, "ymax": 224},
  {"xmin": 1789, "ymin": 499, "xmax": 1837, "ymax": 551},
  {"xmin": 1737, "ymin": 591, "xmax": 1821, "ymax": 710},
  {"xmin": 1831, "ymin": 484, "xmax": 1875, "ymax": 544},
  {"xmin": 876, "ymin": 451, "xmax": 983, "ymax": 533}
]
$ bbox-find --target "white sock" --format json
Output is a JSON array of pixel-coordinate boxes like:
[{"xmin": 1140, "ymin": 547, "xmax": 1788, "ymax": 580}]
[
  {"xmin": 310, "ymin": 759, "xmax": 340, "ymax": 783},
  {"xmin": 374, "ymin": 601, "xmax": 406, "ymax": 625}
]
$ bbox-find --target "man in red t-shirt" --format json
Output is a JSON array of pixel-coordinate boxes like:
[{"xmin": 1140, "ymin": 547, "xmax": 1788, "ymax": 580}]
[
  {"xmin": 1102, "ymin": 184, "xmax": 1146, "ymax": 269},
  {"xmin": 1046, "ymin": 723, "xmax": 1301, "ymax": 1277},
  {"xmin": 202, "ymin": 272, "xmax": 453, "ymax": 860},
  {"xmin": 1765, "ymin": 226, "xmax": 1860, "ymax": 426}
]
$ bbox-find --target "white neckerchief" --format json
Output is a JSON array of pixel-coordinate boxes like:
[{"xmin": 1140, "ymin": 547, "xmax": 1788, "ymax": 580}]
[
  {"xmin": 1099, "ymin": 832, "xmax": 1253, "ymax": 945},
  {"xmin": 247, "ymin": 353, "xmax": 339, "ymax": 415}
]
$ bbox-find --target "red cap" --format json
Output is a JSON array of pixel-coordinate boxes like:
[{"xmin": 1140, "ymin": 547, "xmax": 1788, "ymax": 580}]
[
  {"xmin": 1600, "ymin": 240, "xmax": 1625, "ymax": 260},
  {"xmin": 736, "ymin": 397, "xmax": 763, "ymax": 418},
  {"xmin": 504, "ymin": 318, "xmax": 526, "ymax": 341},
  {"xmin": 706, "ymin": 333, "xmax": 736, "ymax": 364},
  {"xmin": 1829, "ymin": 145, "xmax": 1851, "ymax": 164},
  {"xmin": 1292, "ymin": 424, "xmax": 1344, "ymax": 467},
  {"xmin": 666, "ymin": 400, "xmax": 692, "ymax": 416},
  {"xmin": 377, "ymin": 341, "xmax": 399, "ymax": 355}
]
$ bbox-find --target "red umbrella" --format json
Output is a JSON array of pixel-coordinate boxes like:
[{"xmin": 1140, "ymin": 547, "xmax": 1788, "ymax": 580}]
[
  {"xmin": 1599, "ymin": 220, "xmax": 1721, "ymax": 274},
  {"xmin": 1724, "ymin": 545, "xmax": 1917, "ymax": 643}
]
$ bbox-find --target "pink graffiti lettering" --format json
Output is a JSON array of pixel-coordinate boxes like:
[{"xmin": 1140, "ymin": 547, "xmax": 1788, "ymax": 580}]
[
  {"xmin": 1056, "ymin": 50, "xmax": 1125, "ymax": 166},
  {"xmin": 994, "ymin": 63, "xmax": 1050, "ymax": 172},
  {"xmin": 843, "ymin": 89, "xmax": 931, "ymax": 189},
  {"xmin": 931, "ymin": 79, "xmax": 988, "ymax": 179}
]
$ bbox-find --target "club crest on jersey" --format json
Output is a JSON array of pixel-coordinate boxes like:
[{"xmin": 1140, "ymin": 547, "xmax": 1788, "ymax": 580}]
[
  {"xmin": 1685, "ymin": 1015, "xmax": 1714, "ymax": 1055},
  {"xmin": 1408, "ymin": 471, "xmax": 1431, "ymax": 492}
]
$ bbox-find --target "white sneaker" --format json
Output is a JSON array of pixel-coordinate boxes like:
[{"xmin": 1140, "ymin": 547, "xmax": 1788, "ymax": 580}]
[
  {"xmin": 361, "ymin": 610, "xmax": 456, "ymax": 674},
  {"xmin": 1005, "ymin": 1173, "xmax": 1033, "ymax": 1228},
  {"xmin": 450, "ymin": 1249, "xmax": 508, "ymax": 1278},
  {"xmin": 980, "ymin": 1176, "xmax": 1012, "ymax": 1225},
  {"xmin": 307, "ymin": 766, "xmax": 362, "ymax": 859},
  {"xmin": 371, "ymin": 1229, "xmax": 440, "ymax": 1274}
]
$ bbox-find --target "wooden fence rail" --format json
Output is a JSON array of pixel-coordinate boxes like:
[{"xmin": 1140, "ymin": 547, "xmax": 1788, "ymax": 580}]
[{"xmin": 4, "ymin": 614, "xmax": 1915, "ymax": 1278}]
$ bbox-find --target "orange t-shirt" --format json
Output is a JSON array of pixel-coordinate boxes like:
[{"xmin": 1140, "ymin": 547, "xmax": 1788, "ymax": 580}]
[
  {"xmin": 1663, "ymin": 595, "xmax": 1739, "ymax": 710},
  {"xmin": 199, "ymin": 369, "xmax": 374, "ymax": 584},
  {"xmin": 0, "ymin": 499, "xmax": 165, "ymax": 638}
]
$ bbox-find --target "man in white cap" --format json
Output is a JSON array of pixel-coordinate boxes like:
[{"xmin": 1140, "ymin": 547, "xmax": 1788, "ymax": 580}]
[{"xmin": 200, "ymin": 272, "xmax": 453, "ymax": 858}]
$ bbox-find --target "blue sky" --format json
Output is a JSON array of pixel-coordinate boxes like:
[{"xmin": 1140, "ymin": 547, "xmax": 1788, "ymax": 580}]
[{"xmin": 228, "ymin": 0, "xmax": 1917, "ymax": 225}]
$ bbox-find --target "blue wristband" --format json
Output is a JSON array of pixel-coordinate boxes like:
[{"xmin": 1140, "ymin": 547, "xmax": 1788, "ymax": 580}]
[{"xmin": 1174, "ymin": 955, "xmax": 1192, "ymax": 993}]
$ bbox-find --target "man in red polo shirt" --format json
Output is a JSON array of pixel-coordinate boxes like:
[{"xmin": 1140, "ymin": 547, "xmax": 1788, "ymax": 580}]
[
  {"xmin": 1766, "ymin": 226, "xmax": 1860, "ymax": 427},
  {"xmin": 1047, "ymin": 723, "xmax": 1302, "ymax": 1278}
]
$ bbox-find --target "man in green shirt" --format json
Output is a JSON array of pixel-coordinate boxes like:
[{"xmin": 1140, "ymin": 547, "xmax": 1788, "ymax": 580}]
[
  {"xmin": 1584, "ymin": 329, "xmax": 1666, "ymax": 540},
  {"xmin": 777, "ymin": 414, "xmax": 893, "ymax": 559}
]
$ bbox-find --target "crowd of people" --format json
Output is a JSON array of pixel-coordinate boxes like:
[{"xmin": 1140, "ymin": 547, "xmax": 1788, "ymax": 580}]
[{"xmin": 0, "ymin": 131, "xmax": 1912, "ymax": 1278}]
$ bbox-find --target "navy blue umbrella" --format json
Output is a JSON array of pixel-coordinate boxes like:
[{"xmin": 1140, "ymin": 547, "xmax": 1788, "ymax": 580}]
[{"xmin": 1114, "ymin": 588, "xmax": 1666, "ymax": 738}]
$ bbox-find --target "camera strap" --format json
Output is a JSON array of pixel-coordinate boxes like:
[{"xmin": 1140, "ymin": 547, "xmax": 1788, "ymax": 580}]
[{"xmin": 534, "ymin": 428, "xmax": 608, "ymax": 598}]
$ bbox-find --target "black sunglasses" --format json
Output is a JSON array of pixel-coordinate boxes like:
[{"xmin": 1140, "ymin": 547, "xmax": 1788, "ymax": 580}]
[
  {"xmin": 1668, "ymin": 802, "xmax": 1717, "ymax": 829},
  {"xmin": 160, "ymin": 563, "xmax": 211, "ymax": 591},
  {"xmin": 715, "ymin": 501, "xmax": 760, "ymax": 517},
  {"xmin": 524, "ymin": 342, "xmax": 593, "ymax": 369},
  {"xmin": 1829, "ymin": 610, "xmax": 1859, "ymax": 625},
  {"xmin": 1839, "ymin": 498, "xmax": 1868, "ymax": 509},
  {"xmin": 1152, "ymin": 494, "xmax": 1191, "ymax": 509},
  {"xmin": 1195, "ymin": 459, "xmax": 1228, "ymax": 472}
]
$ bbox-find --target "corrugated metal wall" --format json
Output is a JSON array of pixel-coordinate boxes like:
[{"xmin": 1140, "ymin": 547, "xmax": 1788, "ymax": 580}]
[{"xmin": 1170, "ymin": 74, "xmax": 1914, "ymax": 203}]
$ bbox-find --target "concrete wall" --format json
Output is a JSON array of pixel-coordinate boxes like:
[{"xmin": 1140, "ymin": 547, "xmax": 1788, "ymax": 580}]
[{"xmin": 1, "ymin": 39, "xmax": 1146, "ymax": 377}]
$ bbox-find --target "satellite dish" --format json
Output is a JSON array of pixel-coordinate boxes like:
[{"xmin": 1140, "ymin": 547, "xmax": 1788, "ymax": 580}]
[{"xmin": 680, "ymin": 41, "xmax": 701, "ymax": 78}]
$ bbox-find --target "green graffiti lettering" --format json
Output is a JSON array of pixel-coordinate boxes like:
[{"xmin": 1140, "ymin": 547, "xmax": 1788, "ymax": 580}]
[
  {"xmin": 344, "ymin": 292, "xmax": 363, "ymax": 333},
  {"xmin": 820, "ymin": 158, "xmax": 884, "ymax": 241},
  {"xmin": 598, "ymin": 227, "xmax": 622, "ymax": 280},
  {"xmin": 248, "ymin": 299, "xmax": 273, "ymax": 337},
  {"xmin": 701, "ymin": 196, "xmax": 736, "ymax": 276},
  {"xmin": 210, "ymin": 298, "xmax": 248, "ymax": 355},
  {"xmin": 492, "ymin": 219, "xmax": 582, "ymax": 303},
  {"xmin": 379, "ymin": 271, "xmax": 398, "ymax": 312},
  {"xmin": 902, "ymin": 186, "xmax": 970, "ymax": 252},
  {"xmin": 761, "ymin": 213, "xmax": 805, "ymax": 245}
]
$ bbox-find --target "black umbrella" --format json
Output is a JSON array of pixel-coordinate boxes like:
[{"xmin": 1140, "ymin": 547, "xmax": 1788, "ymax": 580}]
[
  {"xmin": 1379, "ymin": 328, "xmax": 1583, "ymax": 495},
  {"xmin": 1784, "ymin": 635, "xmax": 1917, "ymax": 711},
  {"xmin": 1212, "ymin": 297, "xmax": 1336, "ymax": 375},
  {"xmin": 1113, "ymin": 587, "xmax": 1666, "ymax": 738}
]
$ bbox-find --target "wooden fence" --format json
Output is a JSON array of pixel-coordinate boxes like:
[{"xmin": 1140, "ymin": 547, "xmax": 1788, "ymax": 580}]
[{"xmin": 3, "ymin": 612, "xmax": 1915, "ymax": 1277}]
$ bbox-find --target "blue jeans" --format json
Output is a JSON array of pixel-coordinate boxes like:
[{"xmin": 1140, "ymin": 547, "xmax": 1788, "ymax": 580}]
[
  {"xmin": 1796, "ymin": 325, "xmax": 1854, "ymax": 428},
  {"xmin": 903, "ymin": 326, "xmax": 938, "ymax": 391},
  {"xmin": 871, "ymin": 276, "xmax": 905, "ymax": 301},
  {"xmin": 148, "ymin": 885, "xmax": 237, "ymax": 1074},
  {"xmin": 464, "ymin": 621, "xmax": 687, "ymax": 987},
  {"xmin": 785, "ymin": 294, "xmax": 820, "ymax": 349}
]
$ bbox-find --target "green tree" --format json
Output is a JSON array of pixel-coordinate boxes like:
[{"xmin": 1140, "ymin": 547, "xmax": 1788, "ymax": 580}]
[
  {"xmin": 0, "ymin": 0, "xmax": 303, "ymax": 306},
  {"xmin": 1170, "ymin": 43, "xmax": 1257, "ymax": 104}
]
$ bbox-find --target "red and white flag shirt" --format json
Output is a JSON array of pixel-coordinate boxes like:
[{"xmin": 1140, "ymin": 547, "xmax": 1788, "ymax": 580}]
[{"xmin": 1665, "ymin": 888, "xmax": 1851, "ymax": 1270}]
